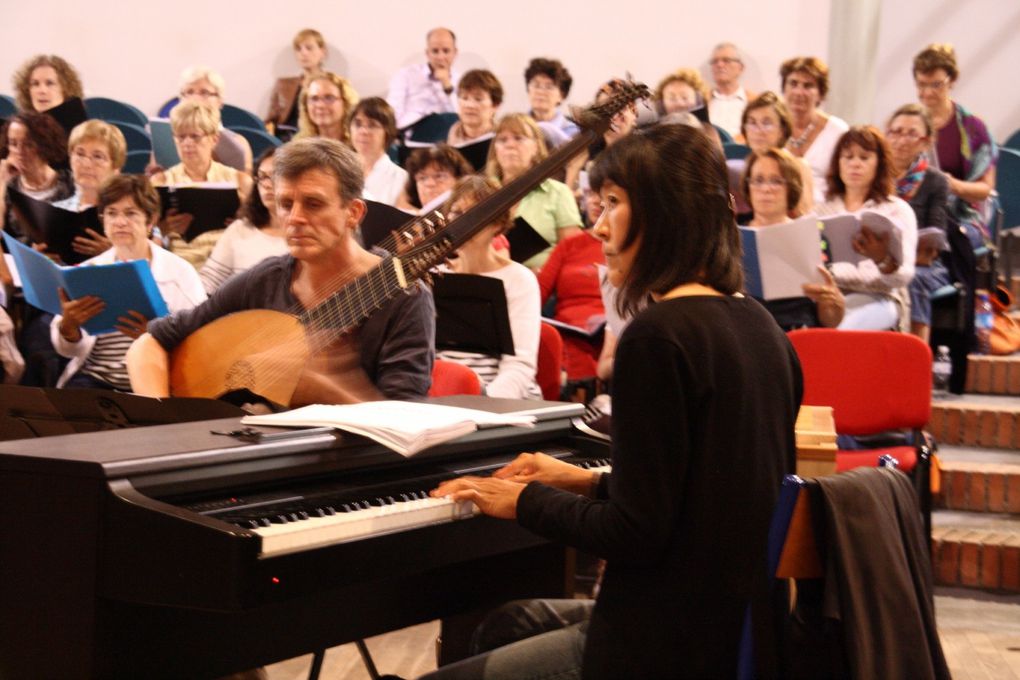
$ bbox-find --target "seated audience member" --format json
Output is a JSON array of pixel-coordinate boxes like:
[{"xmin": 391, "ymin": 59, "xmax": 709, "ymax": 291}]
[
  {"xmin": 151, "ymin": 101, "xmax": 253, "ymax": 270},
  {"xmin": 707, "ymin": 42, "xmax": 755, "ymax": 142},
  {"xmin": 51, "ymin": 175, "xmax": 206, "ymax": 390},
  {"xmin": 176, "ymin": 66, "xmax": 253, "ymax": 173},
  {"xmin": 51, "ymin": 120, "xmax": 127, "ymax": 258},
  {"xmin": 886, "ymin": 103, "xmax": 953, "ymax": 342},
  {"xmin": 348, "ymin": 97, "xmax": 408, "ymax": 206},
  {"xmin": 654, "ymin": 68, "xmax": 722, "ymax": 148},
  {"xmin": 447, "ymin": 69, "xmax": 501, "ymax": 147},
  {"xmin": 11, "ymin": 54, "xmax": 83, "ymax": 115},
  {"xmin": 200, "ymin": 148, "xmax": 287, "ymax": 293},
  {"xmin": 387, "ymin": 27, "xmax": 460, "ymax": 130},
  {"xmin": 913, "ymin": 43, "xmax": 998, "ymax": 249},
  {"xmin": 815, "ymin": 126, "xmax": 918, "ymax": 330},
  {"xmin": 487, "ymin": 113, "xmax": 581, "ymax": 270},
  {"xmin": 743, "ymin": 147, "xmax": 844, "ymax": 329},
  {"xmin": 525, "ymin": 57, "xmax": 579, "ymax": 146},
  {"xmin": 438, "ymin": 176, "xmax": 542, "ymax": 400},
  {"xmin": 395, "ymin": 144, "xmax": 473, "ymax": 213},
  {"xmin": 780, "ymin": 56, "xmax": 848, "ymax": 204},
  {"xmin": 295, "ymin": 71, "xmax": 358, "ymax": 144},
  {"xmin": 266, "ymin": 28, "xmax": 328, "ymax": 139},
  {"xmin": 425, "ymin": 123, "xmax": 802, "ymax": 680},
  {"xmin": 734, "ymin": 91, "xmax": 813, "ymax": 216},
  {"xmin": 127, "ymin": 138, "xmax": 436, "ymax": 405},
  {"xmin": 564, "ymin": 79, "xmax": 638, "ymax": 197},
  {"xmin": 0, "ymin": 112, "xmax": 73, "ymax": 238}
]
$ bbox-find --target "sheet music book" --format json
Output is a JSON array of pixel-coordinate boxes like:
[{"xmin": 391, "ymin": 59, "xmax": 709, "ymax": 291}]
[
  {"xmin": 2, "ymin": 232, "xmax": 168, "ymax": 335},
  {"xmin": 148, "ymin": 119, "xmax": 181, "ymax": 168},
  {"xmin": 820, "ymin": 212, "xmax": 904, "ymax": 267},
  {"xmin": 505, "ymin": 216, "xmax": 551, "ymax": 264},
  {"xmin": 432, "ymin": 273, "xmax": 515, "ymax": 356},
  {"xmin": 739, "ymin": 216, "xmax": 825, "ymax": 300},
  {"xmin": 44, "ymin": 97, "xmax": 88, "ymax": 136},
  {"xmin": 5, "ymin": 186, "xmax": 99, "ymax": 265},
  {"xmin": 450, "ymin": 134, "xmax": 494, "ymax": 172},
  {"xmin": 241, "ymin": 400, "xmax": 535, "ymax": 456},
  {"xmin": 156, "ymin": 185, "xmax": 240, "ymax": 243},
  {"xmin": 541, "ymin": 316, "xmax": 606, "ymax": 342},
  {"xmin": 360, "ymin": 200, "xmax": 416, "ymax": 250}
]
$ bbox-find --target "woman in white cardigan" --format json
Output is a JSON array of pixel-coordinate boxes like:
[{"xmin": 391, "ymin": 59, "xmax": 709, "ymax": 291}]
[
  {"xmin": 51, "ymin": 175, "xmax": 206, "ymax": 390},
  {"xmin": 815, "ymin": 126, "xmax": 918, "ymax": 330}
]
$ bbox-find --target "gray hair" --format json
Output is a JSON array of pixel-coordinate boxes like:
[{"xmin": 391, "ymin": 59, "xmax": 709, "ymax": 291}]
[
  {"xmin": 178, "ymin": 65, "xmax": 226, "ymax": 99},
  {"xmin": 711, "ymin": 42, "xmax": 745, "ymax": 64},
  {"xmin": 273, "ymin": 137, "xmax": 364, "ymax": 203}
]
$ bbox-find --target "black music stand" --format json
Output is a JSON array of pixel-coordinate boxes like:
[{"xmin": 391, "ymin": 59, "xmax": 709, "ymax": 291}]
[
  {"xmin": 432, "ymin": 273, "xmax": 515, "ymax": 356},
  {"xmin": 0, "ymin": 385, "xmax": 243, "ymax": 441},
  {"xmin": 360, "ymin": 200, "xmax": 415, "ymax": 250}
]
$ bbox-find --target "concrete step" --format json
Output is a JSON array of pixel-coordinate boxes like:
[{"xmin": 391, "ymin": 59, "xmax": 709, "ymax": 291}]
[
  {"xmin": 928, "ymin": 394, "xmax": 1020, "ymax": 450},
  {"xmin": 931, "ymin": 511, "xmax": 1020, "ymax": 593},
  {"xmin": 965, "ymin": 353, "xmax": 1020, "ymax": 395}
]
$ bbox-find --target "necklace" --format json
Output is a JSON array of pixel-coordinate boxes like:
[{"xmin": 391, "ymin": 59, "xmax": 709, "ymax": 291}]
[{"xmin": 787, "ymin": 120, "xmax": 816, "ymax": 151}]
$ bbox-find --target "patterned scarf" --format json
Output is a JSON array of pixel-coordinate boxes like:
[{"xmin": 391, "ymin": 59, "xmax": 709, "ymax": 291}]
[{"xmin": 895, "ymin": 154, "xmax": 928, "ymax": 201}]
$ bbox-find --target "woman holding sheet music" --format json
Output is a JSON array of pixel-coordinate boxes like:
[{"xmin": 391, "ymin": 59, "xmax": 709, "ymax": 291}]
[
  {"xmin": 51, "ymin": 175, "xmax": 206, "ymax": 390},
  {"xmin": 815, "ymin": 125, "xmax": 918, "ymax": 330},
  {"xmin": 744, "ymin": 147, "xmax": 844, "ymax": 329},
  {"xmin": 427, "ymin": 124, "xmax": 802, "ymax": 679}
]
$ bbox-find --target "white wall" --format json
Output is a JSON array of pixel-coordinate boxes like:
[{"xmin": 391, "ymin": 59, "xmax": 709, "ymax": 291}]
[{"xmin": 2, "ymin": 1, "xmax": 1014, "ymax": 140}]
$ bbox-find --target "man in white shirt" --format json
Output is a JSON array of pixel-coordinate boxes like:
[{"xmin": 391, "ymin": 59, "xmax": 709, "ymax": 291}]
[
  {"xmin": 707, "ymin": 42, "xmax": 755, "ymax": 142},
  {"xmin": 387, "ymin": 27, "xmax": 461, "ymax": 130}
]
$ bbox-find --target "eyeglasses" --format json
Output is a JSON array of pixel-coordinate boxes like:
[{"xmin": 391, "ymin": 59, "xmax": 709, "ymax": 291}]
[
  {"xmin": 180, "ymin": 88, "xmax": 220, "ymax": 99},
  {"xmin": 308, "ymin": 94, "xmax": 340, "ymax": 105},
  {"xmin": 886, "ymin": 128, "xmax": 925, "ymax": 141},
  {"xmin": 915, "ymin": 78, "xmax": 950, "ymax": 92},
  {"xmin": 745, "ymin": 119, "xmax": 777, "ymax": 132},
  {"xmin": 173, "ymin": 132, "xmax": 208, "ymax": 143},
  {"xmin": 351, "ymin": 118, "xmax": 384, "ymax": 130},
  {"xmin": 415, "ymin": 171, "xmax": 452, "ymax": 184},
  {"xmin": 256, "ymin": 173, "xmax": 274, "ymax": 186},
  {"xmin": 102, "ymin": 207, "xmax": 145, "ymax": 222},
  {"xmin": 749, "ymin": 176, "xmax": 786, "ymax": 188},
  {"xmin": 528, "ymin": 80, "xmax": 560, "ymax": 92},
  {"xmin": 72, "ymin": 148, "xmax": 111, "ymax": 164},
  {"xmin": 710, "ymin": 57, "xmax": 740, "ymax": 66}
]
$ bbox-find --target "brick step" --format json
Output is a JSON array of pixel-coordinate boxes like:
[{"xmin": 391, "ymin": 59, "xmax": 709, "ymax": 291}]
[
  {"xmin": 935, "ymin": 459, "xmax": 1020, "ymax": 513},
  {"xmin": 928, "ymin": 396, "xmax": 1020, "ymax": 449},
  {"xmin": 932, "ymin": 513, "xmax": 1020, "ymax": 593},
  {"xmin": 964, "ymin": 353, "xmax": 1020, "ymax": 395}
]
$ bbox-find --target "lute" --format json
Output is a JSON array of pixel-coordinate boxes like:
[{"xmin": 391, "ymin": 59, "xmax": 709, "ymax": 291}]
[{"xmin": 166, "ymin": 81, "xmax": 649, "ymax": 406}]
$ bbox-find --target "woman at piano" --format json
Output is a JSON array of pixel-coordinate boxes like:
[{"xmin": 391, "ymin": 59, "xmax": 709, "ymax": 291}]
[
  {"xmin": 437, "ymin": 175, "xmax": 542, "ymax": 400},
  {"xmin": 429, "ymin": 123, "xmax": 803, "ymax": 679},
  {"xmin": 50, "ymin": 175, "xmax": 206, "ymax": 390}
]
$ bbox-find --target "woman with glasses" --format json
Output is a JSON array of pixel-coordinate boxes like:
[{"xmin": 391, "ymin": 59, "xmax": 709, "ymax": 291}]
[
  {"xmin": 815, "ymin": 126, "xmax": 918, "ymax": 330},
  {"xmin": 486, "ymin": 114, "xmax": 581, "ymax": 270},
  {"xmin": 886, "ymin": 103, "xmax": 953, "ymax": 342},
  {"xmin": 199, "ymin": 148, "xmax": 287, "ymax": 294},
  {"xmin": 151, "ymin": 101, "xmax": 253, "ymax": 269},
  {"xmin": 524, "ymin": 58, "xmax": 578, "ymax": 144},
  {"xmin": 176, "ymin": 66, "xmax": 252, "ymax": 174},
  {"xmin": 779, "ymin": 56, "xmax": 848, "ymax": 204},
  {"xmin": 735, "ymin": 91, "xmax": 814, "ymax": 216},
  {"xmin": 348, "ymin": 97, "xmax": 407, "ymax": 207},
  {"xmin": 396, "ymin": 144, "xmax": 473, "ymax": 214},
  {"xmin": 50, "ymin": 175, "xmax": 206, "ymax": 390},
  {"xmin": 913, "ymin": 43, "xmax": 998, "ymax": 249},
  {"xmin": 743, "ymin": 147, "xmax": 844, "ymax": 329},
  {"xmin": 295, "ymin": 71, "xmax": 358, "ymax": 144}
]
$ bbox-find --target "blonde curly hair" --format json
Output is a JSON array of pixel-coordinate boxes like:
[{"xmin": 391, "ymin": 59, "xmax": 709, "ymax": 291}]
[{"xmin": 296, "ymin": 72, "xmax": 359, "ymax": 143}]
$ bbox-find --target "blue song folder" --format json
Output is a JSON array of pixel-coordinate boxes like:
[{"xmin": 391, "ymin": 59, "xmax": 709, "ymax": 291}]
[{"xmin": 3, "ymin": 233, "xmax": 168, "ymax": 335}]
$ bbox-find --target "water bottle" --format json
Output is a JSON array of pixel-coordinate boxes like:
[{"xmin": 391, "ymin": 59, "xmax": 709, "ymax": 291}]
[
  {"xmin": 932, "ymin": 345, "xmax": 951, "ymax": 399},
  {"xmin": 975, "ymin": 290, "xmax": 994, "ymax": 355}
]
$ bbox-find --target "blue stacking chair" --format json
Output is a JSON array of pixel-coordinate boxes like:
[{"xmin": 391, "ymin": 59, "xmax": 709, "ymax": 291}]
[
  {"xmin": 157, "ymin": 97, "xmax": 179, "ymax": 118},
  {"xmin": 230, "ymin": 126, "xmax": 281, "ymax": 158},
  {"xmin": 1002, "ymin": 128, "xmax": 1020, "ymax": 152},
  {"xmin": 84, "ymin": 97, "xmax": 148, "ymax": 128},
  {"xmin": 713, "ymin": 124, "xmax": 734, "ymax": 144},
  {"xmin": 406, "ymin": 112, "xmax": 459, "ymax": 144},
  {"xmin": 123, "ymin": 149, "xmax": 150, "ymax": 174},
  {"xmin": 110, "ymin": 121, "xmax": 152, "ymax": 155},
  {"xmin": 995, "ymin": 148, "xmax": 1020, "ymax": 232},
  {"xmin": 221, "ymin": 104, "xmax": 264, "ymax": 132},
  {"xmin": 723, "ymin": 142, "xmax": 750, "ymax": 161},
  {"xmin": 0, "ymin": 94, "xmax": 16, "ymax": 119}
]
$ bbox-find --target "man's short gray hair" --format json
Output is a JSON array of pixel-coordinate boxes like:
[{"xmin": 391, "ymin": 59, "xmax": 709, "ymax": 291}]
[
  {"xmin": 711, "ymin": 42, "xmax": 745, "ymax": 64},
  {"xmin": 273, "ymin": 137, "xmax": 364, "ymax": 203}
]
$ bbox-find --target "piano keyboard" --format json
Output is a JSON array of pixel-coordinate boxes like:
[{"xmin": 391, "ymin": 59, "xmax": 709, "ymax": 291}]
[{"xmin": 192, "ymin": 457, "xmax": 612, "ymax": 558}]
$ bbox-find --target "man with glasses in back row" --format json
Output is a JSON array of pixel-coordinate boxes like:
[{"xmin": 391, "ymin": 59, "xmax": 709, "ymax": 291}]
[{"xmin": 707, "ymin": 42, "xmax": 756, "ymax": 142}]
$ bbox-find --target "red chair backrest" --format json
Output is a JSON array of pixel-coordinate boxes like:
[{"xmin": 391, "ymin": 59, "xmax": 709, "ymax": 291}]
[
  {"xmin": 537, "ymin": 322, "xmax": 564, "ymax": 401},
  {"xmin": 428, "ymin": 359, "xmax": 482, "ymax": 397},
  {"xmin": 787, "ymin": 329, "xmax": 932, "ymax": 435}
]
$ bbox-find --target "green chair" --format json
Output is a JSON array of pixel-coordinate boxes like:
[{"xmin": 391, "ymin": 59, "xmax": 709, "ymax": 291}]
[
  {"xmin": 84, "ymin": 97, "xmax": 148, "ymax": 128},
  {"xmin": 713, "ymin": 124, "xmax": 734, "ymax": 144},
  {"xmin": 110, "ymin": 121, "xmax": 152, "ymax": 154},
  {"xmin": 0, "ymin": 94, "xmax": 16, "ymax": 119},
  {"xmin": 1002, "ymin": 128, "xmax": 1020, "ymax": 152},
  {"xmin": 723, "ymin": 142, "xmax": 750, "ymax": 161},
  {"xmin": 231, "ymin": 126, "xmax": 282, "ymax": 158},
  {"xmin": 221, "ymin": 104, "xmax": 264, "ymax": 132},
  {"xmin": 123, "ymin": 149, "xmax": 151, "ymax": 174}
]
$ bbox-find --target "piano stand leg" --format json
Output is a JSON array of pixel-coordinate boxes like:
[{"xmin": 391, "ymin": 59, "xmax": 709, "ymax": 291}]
[
  {"xmin": 355, "ymin": 639, "xmax": 381, "ymax": 680},
  {"xmin": 308, "ymin": 649, "xmax": 325, "ymax": 680}
]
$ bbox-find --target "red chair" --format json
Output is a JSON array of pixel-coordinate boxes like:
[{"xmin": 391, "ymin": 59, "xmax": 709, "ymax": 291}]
[
  {"xmin": 537, "ymin": 322, "xmax": 564, "ymax": 401},
  {"xmin": 787, "ymin": 328, "xmax": 935, "ymax": 535},
  {"xmin": 428, "ymin": 359, "xmax": 482, "ymax": 397}
]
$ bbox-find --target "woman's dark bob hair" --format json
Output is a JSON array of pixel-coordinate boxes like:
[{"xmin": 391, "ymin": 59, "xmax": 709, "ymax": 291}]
[{"xmin": 589, "ymin": 123, "xmax": 742, "ymax": 317}]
